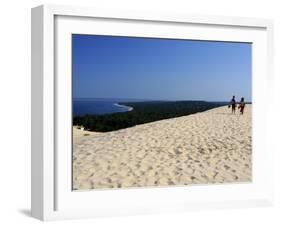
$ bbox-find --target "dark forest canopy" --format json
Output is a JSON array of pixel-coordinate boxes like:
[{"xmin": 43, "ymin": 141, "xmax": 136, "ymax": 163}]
[{"xmin": 73, "ymin": 101, "xmax": 226, "ymax": 132}]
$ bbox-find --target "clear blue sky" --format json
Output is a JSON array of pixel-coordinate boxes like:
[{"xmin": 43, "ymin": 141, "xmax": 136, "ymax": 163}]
[{"xmin": 72, "ymin": 34, "xmax": 251, "ymax": 102}]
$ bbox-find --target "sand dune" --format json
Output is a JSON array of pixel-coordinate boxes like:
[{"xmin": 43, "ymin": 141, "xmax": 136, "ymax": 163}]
[{"xmin": 73, "ymin": 105, "xmax": 252, "ymax": 190}]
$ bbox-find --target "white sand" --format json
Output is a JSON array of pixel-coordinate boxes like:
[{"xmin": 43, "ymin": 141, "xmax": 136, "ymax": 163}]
[
  {"xmin": 114, "ymin": 103, "xmax": 134, "ymax": 111},
  {"xmin": 73, "ymin": 105, "xmax": 251, "ymax": 190}
]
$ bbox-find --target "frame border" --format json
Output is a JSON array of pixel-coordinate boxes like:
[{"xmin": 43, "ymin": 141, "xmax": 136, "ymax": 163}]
[{"xmin": 31, "ymin": 4, "xmax": 274, "ymax": 221}]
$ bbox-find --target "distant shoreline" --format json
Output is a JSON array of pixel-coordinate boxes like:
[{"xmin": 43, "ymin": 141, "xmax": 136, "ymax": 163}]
[{"xmin": 114, "ymin": 103, "xmax": 134, "ymax": 112}]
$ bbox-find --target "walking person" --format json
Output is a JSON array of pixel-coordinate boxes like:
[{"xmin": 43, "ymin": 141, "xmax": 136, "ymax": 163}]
[
  {"xmin": 229, "ymin": 96, "xmax": 237, "ymax": 114},
  {"xmin": 238, "ymin": 97, "xmax": 246, "ymax": 115}
]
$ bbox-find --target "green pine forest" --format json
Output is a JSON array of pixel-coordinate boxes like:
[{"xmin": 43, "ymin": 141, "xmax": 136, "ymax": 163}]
[{"xmin": 73, "ymin": 101, "xmax": 226, "ymax": 132}]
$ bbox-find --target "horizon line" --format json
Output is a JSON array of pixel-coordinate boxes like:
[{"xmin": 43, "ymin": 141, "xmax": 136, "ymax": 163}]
[{"xmin": 73, "ymin": 97, "xmax": 251, "ymax": 102}]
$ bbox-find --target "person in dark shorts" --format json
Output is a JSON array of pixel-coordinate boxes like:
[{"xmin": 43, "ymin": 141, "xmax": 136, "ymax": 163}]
[
  {"xmin": 238, "ymin": 97, "xmax": 246, "ymax": 115},
  {"xmin": 229, "ymin": 96, "xmax": 237, "ymax": 114}
]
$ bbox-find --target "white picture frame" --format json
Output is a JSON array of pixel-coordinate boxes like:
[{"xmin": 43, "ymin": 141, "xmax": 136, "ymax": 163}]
[{"xmin": 31, "ymin": 4, "xmax": 274, "ymax": 221}]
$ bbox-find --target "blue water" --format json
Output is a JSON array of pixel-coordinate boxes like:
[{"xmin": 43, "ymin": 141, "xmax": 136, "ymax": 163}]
[{"xmin": 73, "ymin": 98, "xmax": 136, "ymax": 116}]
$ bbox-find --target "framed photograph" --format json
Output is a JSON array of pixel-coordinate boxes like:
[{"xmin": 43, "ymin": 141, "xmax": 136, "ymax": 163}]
[{"xmin": 31, "ymin": 4, "xmax": 274, "ymax": 221}]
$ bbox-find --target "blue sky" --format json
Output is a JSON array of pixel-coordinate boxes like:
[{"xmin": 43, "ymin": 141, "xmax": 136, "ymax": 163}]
[{"xmin": 72, "ymin": 34, "xmax": 251, "ymax": 102}]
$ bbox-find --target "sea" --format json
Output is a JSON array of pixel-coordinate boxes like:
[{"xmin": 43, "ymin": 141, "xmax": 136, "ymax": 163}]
[{"xmin": 73, "ymin": 98, "xmax": 139, "ymax": 116}]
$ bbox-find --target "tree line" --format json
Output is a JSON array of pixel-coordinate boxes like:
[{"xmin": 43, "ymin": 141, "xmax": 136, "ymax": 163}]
[{"xmin": 73, "ymin": 101, "xmax": 225, "ymax": 132}]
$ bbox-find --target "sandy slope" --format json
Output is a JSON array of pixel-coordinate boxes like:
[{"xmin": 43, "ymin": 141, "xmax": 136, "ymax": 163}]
[{"xmin": 73, "ymin": 105, "xmax": 252, "ymax": 190}]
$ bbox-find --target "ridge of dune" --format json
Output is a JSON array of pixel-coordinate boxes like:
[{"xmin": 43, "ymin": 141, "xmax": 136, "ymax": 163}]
[{"xmin": 73, "ymin": 105, "xmax": 252, "ymax": 190}]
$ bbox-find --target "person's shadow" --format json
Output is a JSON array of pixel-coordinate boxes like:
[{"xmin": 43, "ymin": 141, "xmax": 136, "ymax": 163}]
[{"xmin": 215, "ymin": 113, "xmax": 233, "ymax": 115}]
